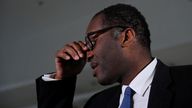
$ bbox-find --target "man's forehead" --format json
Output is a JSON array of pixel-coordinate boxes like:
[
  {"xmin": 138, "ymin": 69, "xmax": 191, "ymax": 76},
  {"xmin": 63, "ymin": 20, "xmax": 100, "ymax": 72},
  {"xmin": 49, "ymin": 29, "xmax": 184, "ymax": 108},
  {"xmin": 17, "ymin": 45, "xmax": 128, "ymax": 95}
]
[{"xmin": 86, "ymin": 15, "xmax": 104, "ymax": 34}]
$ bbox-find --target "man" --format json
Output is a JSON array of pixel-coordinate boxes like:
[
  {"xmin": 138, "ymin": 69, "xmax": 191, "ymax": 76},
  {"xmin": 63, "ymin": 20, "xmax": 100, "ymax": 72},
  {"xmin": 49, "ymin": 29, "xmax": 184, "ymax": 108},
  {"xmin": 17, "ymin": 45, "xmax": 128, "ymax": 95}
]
[{"xmin": 36, "ymin": 3, "xmax": 192, "ymax": 108}]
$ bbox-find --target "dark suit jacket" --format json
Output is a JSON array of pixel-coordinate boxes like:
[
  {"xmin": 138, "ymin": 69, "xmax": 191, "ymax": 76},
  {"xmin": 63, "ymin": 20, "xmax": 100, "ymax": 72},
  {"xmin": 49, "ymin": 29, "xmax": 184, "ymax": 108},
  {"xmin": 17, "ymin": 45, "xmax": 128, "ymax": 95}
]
[{"xmin": 36, "ymin": 60, "xmax": 192, "ymax": 108}]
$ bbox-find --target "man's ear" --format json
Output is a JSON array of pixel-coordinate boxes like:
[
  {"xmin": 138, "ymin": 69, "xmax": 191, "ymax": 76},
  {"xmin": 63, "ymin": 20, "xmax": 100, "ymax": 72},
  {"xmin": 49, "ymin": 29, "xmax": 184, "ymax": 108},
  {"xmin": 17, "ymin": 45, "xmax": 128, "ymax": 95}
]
[{"xmin": 119, "ymin": 28, "xmax": 136, "ymax": 47}]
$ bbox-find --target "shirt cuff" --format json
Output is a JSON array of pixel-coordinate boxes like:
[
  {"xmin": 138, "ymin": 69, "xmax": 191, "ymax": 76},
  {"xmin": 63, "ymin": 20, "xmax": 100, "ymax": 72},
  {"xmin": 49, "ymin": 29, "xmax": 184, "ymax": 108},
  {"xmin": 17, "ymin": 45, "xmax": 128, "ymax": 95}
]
[{"xmin": 42, "ymin": 73, "xmax": 60, "ymax": 81}]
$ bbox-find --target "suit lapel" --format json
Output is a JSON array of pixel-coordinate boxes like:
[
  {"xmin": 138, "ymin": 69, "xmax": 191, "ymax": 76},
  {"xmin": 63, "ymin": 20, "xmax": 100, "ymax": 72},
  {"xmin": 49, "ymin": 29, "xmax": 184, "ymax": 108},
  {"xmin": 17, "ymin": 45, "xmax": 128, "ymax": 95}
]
[{"xmin": 148, "ymin": 60, "xmax": 173, "ymax": 108}]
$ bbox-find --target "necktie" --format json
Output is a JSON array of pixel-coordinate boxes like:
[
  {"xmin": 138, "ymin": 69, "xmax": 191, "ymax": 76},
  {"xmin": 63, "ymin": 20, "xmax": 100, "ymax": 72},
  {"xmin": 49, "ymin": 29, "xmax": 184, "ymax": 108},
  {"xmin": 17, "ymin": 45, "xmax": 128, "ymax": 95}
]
[{"xmin": 120, "ymin": 87, "xmax": 133, "ymax": 108}]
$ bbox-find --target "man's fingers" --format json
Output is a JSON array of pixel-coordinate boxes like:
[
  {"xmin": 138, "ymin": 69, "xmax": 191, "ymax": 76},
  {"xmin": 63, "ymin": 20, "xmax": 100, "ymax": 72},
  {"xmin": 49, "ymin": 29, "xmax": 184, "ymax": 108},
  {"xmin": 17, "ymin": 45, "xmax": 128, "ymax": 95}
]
[
  {"xmin": 56, "ymin": 41, "xmax": 87, "ymax": 61},
  {"xmin": 78, "ymin": 41, "xmax": 88, "ymax": 51},
  {"xmin": 56, "ymin": 50, "xmax": 71, "ymax": 60},
  {"xmin": 68, "ymin": 42, "xmax": 84, "ymax": 58},
  {"xmin": 65, "ymin": 44, "xmax": 81, "ymax": 60}
]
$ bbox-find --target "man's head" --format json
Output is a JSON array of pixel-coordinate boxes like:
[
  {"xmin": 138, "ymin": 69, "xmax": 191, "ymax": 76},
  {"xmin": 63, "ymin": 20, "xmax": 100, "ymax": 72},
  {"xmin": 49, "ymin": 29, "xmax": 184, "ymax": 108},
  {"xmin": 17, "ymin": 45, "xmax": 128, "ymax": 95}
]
[
  {"xmin": 86, "ymin": 4, "xmax": 152, "ymax": 85},
  {"xmin": 92, "ymin": 3, "xmax": 151, "ymax": 50}
]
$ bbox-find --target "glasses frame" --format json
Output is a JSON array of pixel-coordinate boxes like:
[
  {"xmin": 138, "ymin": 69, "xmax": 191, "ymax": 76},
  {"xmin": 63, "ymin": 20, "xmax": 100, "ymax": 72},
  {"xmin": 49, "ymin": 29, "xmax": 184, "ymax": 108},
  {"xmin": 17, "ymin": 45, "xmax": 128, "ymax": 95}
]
[{"xmin": 85, "ymin": 25, "xmax": 128, "ymax": 50}]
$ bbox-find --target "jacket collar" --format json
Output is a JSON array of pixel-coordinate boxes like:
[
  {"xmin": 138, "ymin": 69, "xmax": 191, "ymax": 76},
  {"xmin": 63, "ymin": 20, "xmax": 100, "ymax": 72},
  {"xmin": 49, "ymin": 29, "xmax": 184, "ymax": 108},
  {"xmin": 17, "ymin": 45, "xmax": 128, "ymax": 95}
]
[{"xmin": 148, "ymin": 59, "xmax": 173, "ymax": 108}]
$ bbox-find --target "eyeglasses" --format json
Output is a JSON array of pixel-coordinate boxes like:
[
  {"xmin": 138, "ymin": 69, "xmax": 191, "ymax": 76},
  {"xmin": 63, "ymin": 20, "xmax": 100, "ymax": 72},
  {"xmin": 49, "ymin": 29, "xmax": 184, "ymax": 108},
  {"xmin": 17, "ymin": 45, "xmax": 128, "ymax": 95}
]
[{"xmin": 85, "ymin": 25, "xmax": 128, "ymax": 50}]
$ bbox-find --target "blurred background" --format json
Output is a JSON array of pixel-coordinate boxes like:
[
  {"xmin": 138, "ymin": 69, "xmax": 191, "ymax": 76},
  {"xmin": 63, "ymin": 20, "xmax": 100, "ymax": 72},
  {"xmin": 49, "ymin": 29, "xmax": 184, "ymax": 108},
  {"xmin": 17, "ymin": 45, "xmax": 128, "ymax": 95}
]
[{"xmin": 0, "ymin": 0, "xmax": 192, "ymax": 108}]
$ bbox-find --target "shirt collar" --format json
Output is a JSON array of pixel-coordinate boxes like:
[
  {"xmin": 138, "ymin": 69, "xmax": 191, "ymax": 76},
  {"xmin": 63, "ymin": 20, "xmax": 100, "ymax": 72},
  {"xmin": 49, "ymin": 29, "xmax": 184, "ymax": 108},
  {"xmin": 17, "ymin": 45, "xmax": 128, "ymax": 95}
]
[{"xmin": 122, "ymin": 58, "xmax": 157, "ymax": 96}]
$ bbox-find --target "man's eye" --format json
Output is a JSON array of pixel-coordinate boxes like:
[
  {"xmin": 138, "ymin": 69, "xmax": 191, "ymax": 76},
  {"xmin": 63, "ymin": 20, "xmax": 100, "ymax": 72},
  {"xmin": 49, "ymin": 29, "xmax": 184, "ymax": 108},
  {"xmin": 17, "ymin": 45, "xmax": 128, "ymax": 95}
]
[
  {"xmin": 89, "ymin": 34, "xmax": 98, "ymax": 40},
  {"xmin": 90, "ymin": 33, "xmax": 97, "ymax": 38}
]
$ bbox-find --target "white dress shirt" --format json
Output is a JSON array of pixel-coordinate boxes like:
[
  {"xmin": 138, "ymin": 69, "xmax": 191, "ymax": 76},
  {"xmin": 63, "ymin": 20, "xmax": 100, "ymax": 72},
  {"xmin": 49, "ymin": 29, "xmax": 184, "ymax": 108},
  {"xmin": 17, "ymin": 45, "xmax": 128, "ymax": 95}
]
[{"xmin": 118, "ymin": 58, "xmax": 157, "ymax": 108}]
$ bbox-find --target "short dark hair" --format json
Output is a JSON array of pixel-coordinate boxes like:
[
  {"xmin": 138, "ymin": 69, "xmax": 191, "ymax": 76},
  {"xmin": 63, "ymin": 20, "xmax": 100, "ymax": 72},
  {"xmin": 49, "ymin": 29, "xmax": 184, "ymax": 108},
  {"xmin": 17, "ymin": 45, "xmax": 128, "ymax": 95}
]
[{"xmin": 94, "ymin": 3, "xmax": 151, "ymax": 50}]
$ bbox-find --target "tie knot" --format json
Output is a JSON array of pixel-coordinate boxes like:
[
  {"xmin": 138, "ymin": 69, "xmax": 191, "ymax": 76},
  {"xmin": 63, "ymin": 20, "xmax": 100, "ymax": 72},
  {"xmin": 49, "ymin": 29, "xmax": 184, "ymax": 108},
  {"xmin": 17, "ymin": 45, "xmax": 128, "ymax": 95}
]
[{"xmin": 124, "ymin": 87, "xmax": 132, "ymax": 95}]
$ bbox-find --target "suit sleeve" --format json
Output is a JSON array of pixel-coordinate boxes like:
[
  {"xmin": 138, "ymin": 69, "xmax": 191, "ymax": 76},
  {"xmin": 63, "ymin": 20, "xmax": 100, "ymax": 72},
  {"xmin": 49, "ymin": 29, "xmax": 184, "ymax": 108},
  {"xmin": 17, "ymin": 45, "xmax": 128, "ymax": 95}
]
[{"xmin": 36, "ymin": 76, "xmax": 77, "ymax": 108}]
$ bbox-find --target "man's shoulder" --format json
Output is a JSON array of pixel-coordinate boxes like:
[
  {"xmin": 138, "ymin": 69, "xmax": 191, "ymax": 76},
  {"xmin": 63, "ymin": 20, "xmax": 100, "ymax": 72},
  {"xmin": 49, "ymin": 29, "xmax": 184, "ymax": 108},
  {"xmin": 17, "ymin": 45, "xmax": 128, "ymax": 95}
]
[
  {"xmin": 170, "ymin": 64, "xmax": 192, "ymax": 74},
  {"xmin": 170, "ymin": 64, "xmax": 192, "ymax": 71},
  {"xmin": 169, "ymin": 64, "xmax": 192, "ymax": 82},
  {"xmin": 157, "ymin": 59, "xmax": 192, "ymax": 75}
]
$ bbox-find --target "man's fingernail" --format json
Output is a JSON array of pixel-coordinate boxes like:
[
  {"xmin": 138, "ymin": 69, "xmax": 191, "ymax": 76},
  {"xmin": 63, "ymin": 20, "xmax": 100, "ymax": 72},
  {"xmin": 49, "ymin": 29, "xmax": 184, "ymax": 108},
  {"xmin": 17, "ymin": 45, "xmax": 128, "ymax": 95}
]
[
  {"xmin": 65, "ymin": 56, "xmax": 70, "ymax": 60},
  {"xmin": 80, "ymin": 53, "xmax": 83, "ymax": 58},
  {"xmin": 74, "ymin": 56, "xmax": 79, "ymax": 60}
]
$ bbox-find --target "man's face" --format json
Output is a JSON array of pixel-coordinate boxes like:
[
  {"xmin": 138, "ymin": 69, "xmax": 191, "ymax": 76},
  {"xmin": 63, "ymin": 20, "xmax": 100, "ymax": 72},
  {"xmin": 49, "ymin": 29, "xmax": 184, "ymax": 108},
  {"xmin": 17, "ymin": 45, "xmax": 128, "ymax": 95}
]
[{"xmin": 86, "ymin": 15, "xmax": 126, "ymax": 85}]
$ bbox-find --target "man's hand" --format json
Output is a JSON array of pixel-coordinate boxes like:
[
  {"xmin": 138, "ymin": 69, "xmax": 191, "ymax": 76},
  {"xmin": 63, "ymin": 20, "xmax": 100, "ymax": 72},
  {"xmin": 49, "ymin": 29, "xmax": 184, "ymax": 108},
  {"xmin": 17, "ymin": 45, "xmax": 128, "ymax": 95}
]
[{"xmin": 54, "ymin": 41, "xmax": 88, "ymax": 79}]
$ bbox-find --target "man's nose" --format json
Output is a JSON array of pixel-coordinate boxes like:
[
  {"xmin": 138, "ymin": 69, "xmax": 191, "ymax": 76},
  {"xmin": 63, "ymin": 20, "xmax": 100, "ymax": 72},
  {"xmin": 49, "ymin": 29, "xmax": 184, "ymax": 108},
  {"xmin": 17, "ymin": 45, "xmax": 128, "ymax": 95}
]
[{"xmin": 87, "ymin": 50, "xmax": 94, "ymax": 62}]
